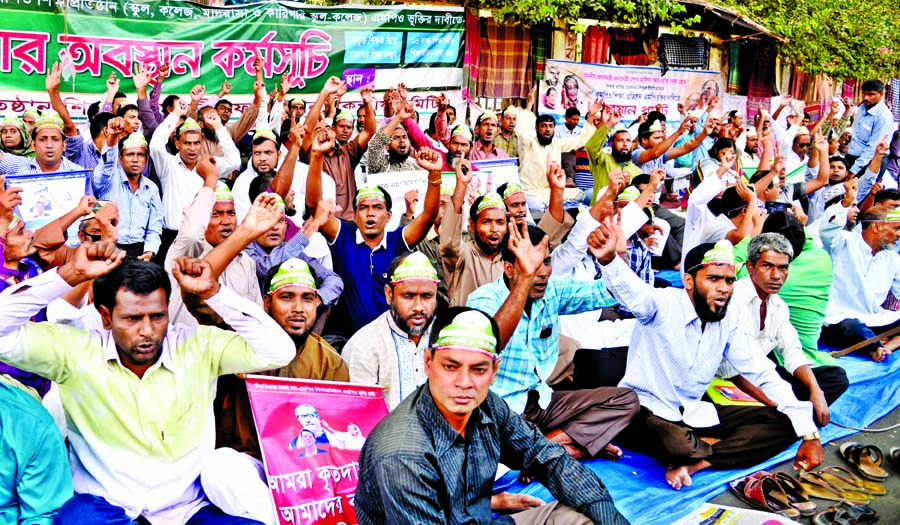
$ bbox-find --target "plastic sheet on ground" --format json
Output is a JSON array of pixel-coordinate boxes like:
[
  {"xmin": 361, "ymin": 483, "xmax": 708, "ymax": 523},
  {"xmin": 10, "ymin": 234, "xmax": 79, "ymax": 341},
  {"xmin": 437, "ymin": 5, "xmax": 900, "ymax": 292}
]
[{"xmin": 494, "ymin": 352, "xmax": 900, "ymax": 525}]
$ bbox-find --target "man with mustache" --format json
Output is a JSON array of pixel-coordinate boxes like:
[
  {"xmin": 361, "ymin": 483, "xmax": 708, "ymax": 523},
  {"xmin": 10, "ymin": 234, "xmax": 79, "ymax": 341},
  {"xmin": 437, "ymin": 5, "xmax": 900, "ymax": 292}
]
[
  {"xmin": 585, "ymin": 107, "xmax": 641, "ymax": 202},
  {"xmin": 366, "ymin": 101, "xmax": 420, "ymax": 175},
  {"xmin": 165, "ymin": 156, "xmax": 261, "ymax": 326},
  {"xmin": 469, "ymin": 111, "xmax": 509, "ymax": 161},
  {"xmin": 596, "ymin": 234, "xmax": 823, "ymax": 491}
]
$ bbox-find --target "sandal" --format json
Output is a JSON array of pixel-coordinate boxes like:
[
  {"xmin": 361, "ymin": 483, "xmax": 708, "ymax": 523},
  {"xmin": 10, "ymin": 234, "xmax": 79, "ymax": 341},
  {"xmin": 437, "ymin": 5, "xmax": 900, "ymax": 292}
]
[
  {"xmin": 890, "ymin": 447, "xmax": 900, "ymax": 467},
  {"xmin": 840, "ymin": 442, "xmax": 890, "ymax": 481},
  {"xmin": 773, "ymin": 472, "xmax": 817, "ymax": 516},
  {"xmin": 812, "ymin": 506, "xmax": 856, "ymax": 525},
  {"xmin": 839, "ymin": 502, "xmax": 879, "ymax": 524},
  {"xmin": 729, "ymin": 474, "xmax": 800, "ymax": 519},
  {"xmin": 819, "ymin": 466, "xmax": 886, "ymax": 495},
  {"xmin": 798, "ymin": 471, "xmax": 870, "ymax": 505}
]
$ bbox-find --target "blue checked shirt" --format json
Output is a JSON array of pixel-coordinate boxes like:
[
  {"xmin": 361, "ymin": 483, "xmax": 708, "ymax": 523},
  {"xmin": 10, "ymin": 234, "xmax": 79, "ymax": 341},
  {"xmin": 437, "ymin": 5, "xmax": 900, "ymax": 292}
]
[
  {"xmin": 848, "ymin": 101, "xmax": 895, "ymax": 174},
  {"xmin": 64, "ymin": 133, "xmax": 108, "ymax": 170},
  {"xmin": 0, "ymin": 152, "xmax": 88, "ymax": 176},
  {"xmin": 467, "ymin": 276, "xmax": 617, "ymax": 413},
  {"xmin": 356, "ymin": 384, "xmax": 629, "ymax": 525},
  {"xmin": 92, "ymin": 153, "xmax": 163, "ymax": 255}
]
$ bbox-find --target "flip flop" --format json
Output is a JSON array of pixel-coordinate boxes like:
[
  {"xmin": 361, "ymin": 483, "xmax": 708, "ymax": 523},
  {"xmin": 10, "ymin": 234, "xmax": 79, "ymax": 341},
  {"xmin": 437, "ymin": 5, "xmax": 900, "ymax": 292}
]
[
  {"xmin": 728, "ymin": 475, "xmax": 800, "ymax": 519},
  {"xmin": 840, "ymin": 442, "xmax": 890, "ymax": 481},
  {"xmin": 798, "ymin": 471, "xmax": 870, "ymax": 505},
  {"xmin": 818, "ymin": 466, "xmax": 886, "ymax": 495},
  {"xmin": 773, "ymin": 472, "xmax": 817, "ymax": 516},
  {"xmin": 812, "ymin": 506, "xmax": 855, "ymax": 525}
]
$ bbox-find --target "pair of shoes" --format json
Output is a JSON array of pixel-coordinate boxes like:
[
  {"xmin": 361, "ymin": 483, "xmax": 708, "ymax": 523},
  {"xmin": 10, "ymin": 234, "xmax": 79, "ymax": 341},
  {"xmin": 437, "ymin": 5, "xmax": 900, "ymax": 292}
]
[
  {"xmin": 818, "ymin": 466, "xmax": 886, "ymax": 496},
  {"xmin": 812, "ymin": 502, "xmax": 879, "ymax": 525},
  {"xmin": 728, "ymin": 470, "xmax": 811, "ymax": 518},
  {"xmin": 840, "ymin": 442, "xmax": 890, "ymax": 481},
  {"xmin": 798, "ymin": 471, "xmax": 870, "ymax": 505}
]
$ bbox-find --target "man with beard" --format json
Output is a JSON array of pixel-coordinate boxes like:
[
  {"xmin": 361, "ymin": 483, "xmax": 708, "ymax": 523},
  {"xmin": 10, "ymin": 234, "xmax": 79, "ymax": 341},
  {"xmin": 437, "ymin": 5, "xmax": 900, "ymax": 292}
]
[
  {"xmin": 586, "ymin": 109, "xmax": 641, "ymax": 202},
  {"xmin": 165, "ymin": 156, "xmax": 262, "ymax": 326},
  {"xmin": 515, "ymin": 98, "xmax": 603, "ymax": 212},
  {"xmin": 497, "ymin": 182, "xmax": 531, "ymax": 227},
  {"xmin": 467, "ymin": 223, "xmax": 639, "ymax": 465},
  {"xmin": 299, "ymin": 77, "xmax": 375, "ymax": 220},
  {"xmin": 719, "ymin": 233, "xmax": 848, "ymax": 428},
  {"xmin": 820, "ymin": 204, "xmax": 900, "ymax": 362},
  {"xmin": 596, "ymin": 236, "xmax": 823, "ymax": 490},
  {"xmin": 196, "ymin": 103, "xmax": 244, "ymax": 177},
  {"xmin": 443, "ymin": 125, "xmax": 474, "ymax": 169},
  {"xmin": 494, "ymin": 105, "xmax": 519, "ymax": 158},
  {"xmin": 366, "ymin": 101, "xmax": 420, "ymax": 175},
  {"xmin": 306, "ymin": 143, "xmax": 443, "ymax": 344},
  {"xmin": 469, "ymin": 111, "xmax": 509, "ymax": 161},
  {"xmin": 151, "ymin": 99, "xmax": 240, "ymax": 262},
  {"xmin": 205, "ymin": 257, "xmax": 349, "ymax": 525},
  {"xmin": 344, "ymin": 252, "xmax": 440, "ymax": 410},
  {"xmin": 231, "ymin": 128, "xmax": 283, "ymax": 221},
  {"xmin": 846, "ymin": 80, "xmax": 895, "ymax": 175}
]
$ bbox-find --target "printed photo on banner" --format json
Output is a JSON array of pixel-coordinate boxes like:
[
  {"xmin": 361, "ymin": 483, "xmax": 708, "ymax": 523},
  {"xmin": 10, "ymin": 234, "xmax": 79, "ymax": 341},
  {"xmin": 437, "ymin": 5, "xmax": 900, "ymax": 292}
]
[
  {"xmin": 538, "ymin": 59, "xmax": 722, "ymax": 128},
  {"xmin": 4, "ymin": 170, "xmax": 89, "ymax": 230},
  {"xmin": 246, "ymin": 376, "xmax": 388, "ymax": 525}
]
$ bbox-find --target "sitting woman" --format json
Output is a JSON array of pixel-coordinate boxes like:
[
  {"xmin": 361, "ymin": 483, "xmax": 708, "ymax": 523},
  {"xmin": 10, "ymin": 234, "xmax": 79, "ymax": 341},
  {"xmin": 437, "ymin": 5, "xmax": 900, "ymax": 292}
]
[{"xmin": 0, "ymin": 116, "xmax": 34, "ymax": 158}]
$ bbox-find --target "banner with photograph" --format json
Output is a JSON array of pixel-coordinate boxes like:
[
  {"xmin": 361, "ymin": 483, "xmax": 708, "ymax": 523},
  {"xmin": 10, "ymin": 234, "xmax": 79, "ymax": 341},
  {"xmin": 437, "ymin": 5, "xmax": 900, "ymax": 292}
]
[
  {"xmin": 0, "ymin": 0, "xmax": 464, "ymax": 119},
  {"xmin": 246, "ymin": 376, "xmax": 388, "ymax": 525},
  {"xmin": 539, "ymin": 60, "xmax": 722, "ymax": 128},
  {"xmin": 4, "ymin": 170, "xmax": 89, "ymax": 230}
]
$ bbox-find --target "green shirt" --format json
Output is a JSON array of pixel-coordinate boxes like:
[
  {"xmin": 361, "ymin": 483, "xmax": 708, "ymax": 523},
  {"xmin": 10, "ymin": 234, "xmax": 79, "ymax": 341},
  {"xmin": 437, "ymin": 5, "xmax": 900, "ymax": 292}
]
[
  {"xmin": 586, "ymin": 126, "xmax": 642, "ymax": 203},
  {"xmin": 734, "ymin": 233, "xmax": 838, "ymax": 367}
]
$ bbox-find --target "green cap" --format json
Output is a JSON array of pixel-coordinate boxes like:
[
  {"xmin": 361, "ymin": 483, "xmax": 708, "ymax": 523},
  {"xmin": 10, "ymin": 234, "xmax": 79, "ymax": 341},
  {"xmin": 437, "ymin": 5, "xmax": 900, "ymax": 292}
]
[
  {"xmin": 179, "ymin": 117, "xmax": 201, "ymax": 135},
  {"xmin": 479, "ymin": 110, "xmax": 498, "ymax": 124},
  {"xmin": 121, "ymin": 133, "xmax": 147, "ymax": 151},
  {"xmin": 390, "ymin": 252, "xmax": 439, "ymax": 284},
  {"xmin": 355, "ymin": 185, "xmax": 386, "ymax": 206},
  {"xmin": 646, "ymin": 120, "xmax": 663, "ymax": 133},
  {"xmin": 795, "ymin": 126, "xmax": 811, "ymax": 137},
  {"xmin": 451, "ymin": 125, "xmax": 473, "ymax": 141},
  {"xmin": 884, "ymin": 208, "xmax": 900, "ymax": 222},
  {"xmin": 440, "ymin": 183, "xmax": 454, "ymax": 197},
  {"xmin": 502, "ymin": 183, "xmax": 524, "ymax": 201},
  {"xmin": 610, "ymin": 123, "xmax": 629, "ymax": 135},
  {"xmin": 34, "ymin": 111, "xmax": 64, "ymax": 133},
  {"xmin": 701, "ymin": 240, "xmax": 735, "ymax": 267},
  {"xmin": 22, "ymin": 108, "xmax": 40, "ymax": 120},
  {"xmin": 214, "ymin": 181, "xmax": 234, "ymax": 203},
  {"xmin": 0, "ymin": 115, "xmax": 23, "ymax": 132},
  {"xmin": 268, "ymin": 258, "xmax": 318, "ymax": 295},
  {"xmin": 333, "ymin": 110, "xmax": 354, "ymax": 124},
  {"xmin": 433, "ymin": 310, "xmax": 498, "ymax": 360},
  {"xmin": 6, "ymin": 214, "xmax": 21, "ymax": 233},
  {"xmin": 254, "ymin": 128, "xmax": 278, "ymax": 144},
  {"xmin": 477, "ymin": 192, "xmax": 505, "ymax": 214},
  {"xmin": 617, "ymin": 186, "xmax": 641, "ymax": 202},
  {"xmin": 500, "ymin": 106, "xmax": 517, "ymax": 118}
]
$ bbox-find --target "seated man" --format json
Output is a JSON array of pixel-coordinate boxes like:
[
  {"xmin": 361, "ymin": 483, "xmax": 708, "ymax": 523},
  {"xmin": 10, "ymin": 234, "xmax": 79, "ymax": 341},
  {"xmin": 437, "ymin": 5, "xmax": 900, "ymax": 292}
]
[
  {"xmin": 595, "ymin": 237, "xmax": 823, "ymax": 490},
  {"xmin": 206, "ymin": 258, "xmax": 349, "ymax": 525},
  {"xmin": 0, "ymin": 381, "xmax": 72, "ymax": 523},
  {"xmin": 0, "ymin": 242, "xmax": 294, "ymax": 523},
  {"xmin": 344, "ymin": 252, "xmax": 440, "ymax": 410},
  {"xmin": 820, "ymin": 204, "xmax": 900, "ymax": 362},
  {"xmin": 467, "ymin": 224, "xmax": 639, "ymax": 461},
  {"xmin": 355, "ymin": 307, "xmax": 630, "ymax": 525},
  {"xmin": 722, "ymin": 233, "xmax": 848, "ymax": 427}
]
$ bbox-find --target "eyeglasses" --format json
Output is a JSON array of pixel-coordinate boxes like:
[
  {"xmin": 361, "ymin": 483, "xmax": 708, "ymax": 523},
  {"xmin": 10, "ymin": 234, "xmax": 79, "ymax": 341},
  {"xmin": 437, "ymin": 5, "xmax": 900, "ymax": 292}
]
[{"xmin": 797, "ymin": 142, "xmax": 811, "ymax": 148}]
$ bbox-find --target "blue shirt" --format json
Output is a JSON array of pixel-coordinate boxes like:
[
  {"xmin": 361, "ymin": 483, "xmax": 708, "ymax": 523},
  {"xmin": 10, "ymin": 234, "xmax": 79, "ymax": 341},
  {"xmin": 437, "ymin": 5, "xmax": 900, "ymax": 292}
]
[
  {"xmin": 328, "ymin": 221, "xmax": 410, "ymax": 334},
  {"xmin": 0, "ymin": 152, "xmax": 88, "ymax": 176},
  {"xmin": 0, "ymin": 381, "xmax": 72, "ymax": 524},
  {"xmin": 355, "ymin": 384, "xmax": 629, "ymax": 525},
  {"xmin": 466, "ymin": 276, "xmax": 617, "ymax": 413},
  {"xmin": 92, "ymin": 158, "xmax": 163, "ymax": 255},
  {"xmin": 848, "ymin": 101, "xmax": 895, "ymax": 173},
  {"xmin": 64, "ymin": 133, "xmax": 106, "ymax": 170}
]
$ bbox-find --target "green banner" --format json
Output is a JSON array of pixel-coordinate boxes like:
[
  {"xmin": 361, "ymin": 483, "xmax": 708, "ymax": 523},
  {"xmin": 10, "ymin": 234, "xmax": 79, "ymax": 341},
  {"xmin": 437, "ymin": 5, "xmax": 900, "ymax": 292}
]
[{"xmin": 0, "ymin": 0, "xmax": 465, "ymax": 96}]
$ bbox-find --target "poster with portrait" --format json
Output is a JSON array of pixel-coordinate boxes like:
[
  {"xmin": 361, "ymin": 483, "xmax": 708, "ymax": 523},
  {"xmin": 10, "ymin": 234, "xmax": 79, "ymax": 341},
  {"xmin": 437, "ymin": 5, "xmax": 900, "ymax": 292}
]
[
  {"xmin": 539, "ymin": 60, "xmax": 722, "ymax": 129},
  {"xmin": 4, "ymin": 170, "xmax": 89, "ymax": 231},
  {"xmin": 246, "ymin": 376, "xmax": 389, "ymax": 525}
]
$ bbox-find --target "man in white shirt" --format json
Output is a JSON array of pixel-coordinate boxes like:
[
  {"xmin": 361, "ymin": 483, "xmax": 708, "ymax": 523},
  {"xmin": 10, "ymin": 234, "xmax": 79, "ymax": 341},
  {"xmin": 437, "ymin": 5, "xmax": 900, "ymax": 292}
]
[
  {"xmin": 720, "ymin": 233, "xmax": 848, "ymax": 427},
  {"xmin": 820, "ymin": 204, "xmax": 900, "ymax": 362},
  {"xmin": 595, "ymin": 236, "xmax": 823, "ymax": 490}
]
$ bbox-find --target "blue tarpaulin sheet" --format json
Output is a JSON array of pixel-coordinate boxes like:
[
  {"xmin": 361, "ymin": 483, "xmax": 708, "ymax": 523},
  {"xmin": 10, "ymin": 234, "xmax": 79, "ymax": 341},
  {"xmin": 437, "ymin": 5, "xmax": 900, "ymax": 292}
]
[{"xmin": 495, "ymin": 352, "xmax": 900, "ymax": 525}]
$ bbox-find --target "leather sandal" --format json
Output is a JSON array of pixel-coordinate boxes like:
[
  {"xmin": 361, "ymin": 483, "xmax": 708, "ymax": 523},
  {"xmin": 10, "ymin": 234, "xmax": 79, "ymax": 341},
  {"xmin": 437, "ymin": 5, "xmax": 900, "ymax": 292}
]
[
  {"xmin": 890, "ymin": 447, "xmax": 900, "ymax": 467},
  {"xmin": 839, "ymin": 501, "xmax": 879, "ymax": 524},
  {"xmin": 819, "ymin": 465, "xmax": 886, "ymax": 495},
  {"xmin": 798, "ymin": 471, "xmax": 870, "ymax": 505},
  {"xmin": 729, "ymin": 474, "xmax": 800, "ymax": 519},
  {"xmin": 840, "ymin": 442, "xmax": 889, "ymax": 481},
  {"xmin": 812, "ymin": 506, "xmax": 856, "ymax": 525},
  {"xmin": 773, "ymin": 472, "xmax": 817, "ymax": 516}
]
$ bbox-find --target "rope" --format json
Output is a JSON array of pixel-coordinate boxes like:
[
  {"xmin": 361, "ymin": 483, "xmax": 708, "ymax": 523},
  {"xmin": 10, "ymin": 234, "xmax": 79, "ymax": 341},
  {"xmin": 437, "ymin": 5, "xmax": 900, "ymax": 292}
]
[{"xmin": 829, "ymin": 420, "xmax": 900, "ymax": 433}]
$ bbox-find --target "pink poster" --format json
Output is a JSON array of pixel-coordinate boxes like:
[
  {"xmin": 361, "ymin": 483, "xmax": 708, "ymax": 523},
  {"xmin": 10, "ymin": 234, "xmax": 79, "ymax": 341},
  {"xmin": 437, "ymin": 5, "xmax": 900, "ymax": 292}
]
[{"xmin": 245, "ymin": 376, "xmax": 389, "ymax": 525}]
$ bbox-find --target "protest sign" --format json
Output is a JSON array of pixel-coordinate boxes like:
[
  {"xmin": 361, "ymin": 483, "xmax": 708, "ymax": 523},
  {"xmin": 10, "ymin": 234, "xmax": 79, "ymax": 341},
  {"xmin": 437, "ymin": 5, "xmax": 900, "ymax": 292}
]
[
  {"xmin": 470, "ymin": 158, "xmax": 520, "ymax": 194},
  {"xmin": 0, "ymin": 0, "xmax": 464, "ymax": 121},
  {"xmin": 4, "ymin": 170, "xmax": 89, "ymax": 230},
  {"xmin": 246, "ymin": 376, "xmax": 388, "ymax": 525},
  {"xmin": 539, "ymin": 60, "xmax": 721, "ymax": 127}
]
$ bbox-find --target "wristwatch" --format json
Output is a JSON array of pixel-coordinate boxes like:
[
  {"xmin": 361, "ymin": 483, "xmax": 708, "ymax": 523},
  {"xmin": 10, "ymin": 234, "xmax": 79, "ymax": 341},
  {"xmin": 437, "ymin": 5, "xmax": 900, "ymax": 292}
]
[{"xmin": 801, "ymin": 431, "xmax": 820, "ymax": 441}]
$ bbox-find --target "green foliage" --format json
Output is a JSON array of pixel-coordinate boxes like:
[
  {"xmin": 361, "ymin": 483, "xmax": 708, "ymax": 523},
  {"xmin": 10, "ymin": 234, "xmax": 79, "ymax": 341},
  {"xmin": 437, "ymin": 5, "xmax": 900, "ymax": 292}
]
[
  {"xmin": 720, "ymin": 0, "xmax": 900, "ymax": 78},
  {"xmin": 468, "ymin": 0, "xmax": 693, "ymax": 29}
]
